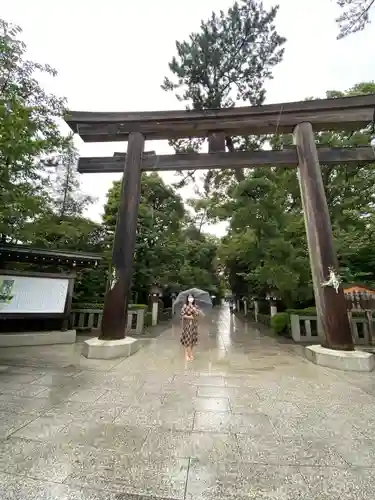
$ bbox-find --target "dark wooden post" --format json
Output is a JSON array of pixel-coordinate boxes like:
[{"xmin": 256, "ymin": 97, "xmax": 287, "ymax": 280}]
[
  {"xmin": 62, "ymin": 276, "xmax": 75, "ymax": 331},
  {"xmin": 293, "ymin": 122, "xmax": 353, "ymax": 350},
  {"xmin": 99, "ymin": 132, "xmax": 145, "ymax": 340}
]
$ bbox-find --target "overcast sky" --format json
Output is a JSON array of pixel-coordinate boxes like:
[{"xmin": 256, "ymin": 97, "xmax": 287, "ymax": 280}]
[{"xmin": 3, "ymin": 0, "xmax": 375, "ymax": 236}]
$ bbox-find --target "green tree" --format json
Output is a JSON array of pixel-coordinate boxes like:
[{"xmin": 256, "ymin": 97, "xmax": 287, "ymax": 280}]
[
  {"xmin": 0, "ymin": 19, "xmax": 69, "ymax": 243},
  {"xmin": 0, "ymin": 18, "xmax": 107, "ymax": 304},
  {"xmin": 27, "ymin": 140, "xmax": 100, "ymax": 252},
  {"xmin": 162, "ymin": 0, "xmax": 285, "ymax": 184},
  {"xmin": 336, "ymin": 0, "xmax": 374, "ymax": 38},
  {"xmin": 44, "ymin": 142, "xmax": 93, "ymax": 218},
  {"xmin": 103, "ymin": 173, "xmax": 187, "ymax": 300},
  {"xmin": 162, "ymin": 0, "xmax": 285, "ymax": 109},
  {"xmin": 219, "ymin": 82, "xmax": 375, "ymax": 305},
  {"xmin": 178, "ymin": 226, "xmax": 223, "ymax": 295},
  {"xmin": 24, "ymin": 146, "xmax": 107, "ymax": 303},
  {"xmin": 218, "ymin": 168, "xmax": 312, "ymax": 306},
  {"xmin": 103, "ymin": 173, "xmax": 224, "ymax": 300}
]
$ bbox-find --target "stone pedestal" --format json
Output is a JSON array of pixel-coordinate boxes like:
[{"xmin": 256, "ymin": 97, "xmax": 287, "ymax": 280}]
[
  {"xmin": 305, "ymin": 344, "xmax": 375, "ymax": 372},
  {"xmin": 254, "ymin": 300, "xmax": 259, "ymax": 322},
  {"xmin": 127, "ymin": 308, "xmax": 145, "ymax": 334},
  {"xmin": 270, "ymin": 304, "xmax": 277, "ymax": 317},
  {"xmin": 151, "ymin": 296, "xmax": 159, "ymax": 327},
  {"xmin": 82, "ymin": 336, "xmax": 141, "ymax": 360}
]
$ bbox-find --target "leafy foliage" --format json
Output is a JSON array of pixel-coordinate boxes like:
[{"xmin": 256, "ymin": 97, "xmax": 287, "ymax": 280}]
[
  {"xmin": 0, "ymin": 19, "xmax": 69, "ymax": 243},
  {"xmin": 0, "ymin": 17, "xmax": 224, "ymax": 307},
  {"xmin": 161, "ymin": 0, "xmax": 375, "ymax": 309},
  {"xmin": 270, "ymin": 312, "xmax": 290, "ymax": 336},
  {"xmin": 44, "ymin": 142, "xmax": 94, "ymax": 218},
  {"xmin": 0, "ymin": 18, "xmax": 107, "ymax": 303},
  {"xmin": 218, "ymin": 82, "xmax": 375, "ymax": 306},
  {"xmin": 336, "ymin": 0, "xmax": 374, "ymax": 38},
  {"xmin": 103, "ymin": 173, "xmax": 224, "ymax": 301},
  {"xmin": 162, "ymin": 0, "xmax": 285, "ymax": 109}
]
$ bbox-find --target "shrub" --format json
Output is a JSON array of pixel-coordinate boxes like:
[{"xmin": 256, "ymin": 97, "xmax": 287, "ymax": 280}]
[
  {"xmin": 72, "ymin": 303, "xmax": 104, "ymax": 310},
  {"xmin": 286, "ymin": 307, "xmax": 368, "ymax": 318},
  {"xmin": 73, "ymin": 303, "xmax": 147, "ymax": 310},
  {"xmin": 270, "ymin": 312, "xmax": 290, "ymax": 335},
  {"xmin": 271, "ymin": 308, "xmax": 317, "ymax": 337},
  {"xmin": 257, "ymin": 313, "xmax": 271, "ymax": 326},
  {"xmin": 286, "ymin": 307, "xmax": 317, "ymax": 315}
]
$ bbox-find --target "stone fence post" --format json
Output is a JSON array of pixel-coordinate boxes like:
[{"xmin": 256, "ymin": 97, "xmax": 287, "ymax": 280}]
[{"xmin": 151, "ymin": 294, "xmax": 159, "ymax": 326}]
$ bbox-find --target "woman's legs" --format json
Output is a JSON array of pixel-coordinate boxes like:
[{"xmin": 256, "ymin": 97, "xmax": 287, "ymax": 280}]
[
  {"xmin": 183, "ymin": 346, "xmax": 193, "ymax": 361},
  {"xmin": 189, "ymin": 345, "xmax": 194, "ymax": 360}
]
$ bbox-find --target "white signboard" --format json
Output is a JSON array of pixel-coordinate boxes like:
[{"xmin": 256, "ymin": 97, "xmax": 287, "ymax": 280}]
[{"xmin": 0, "ymin": 275, "xmax": 69, "ymax": 314}]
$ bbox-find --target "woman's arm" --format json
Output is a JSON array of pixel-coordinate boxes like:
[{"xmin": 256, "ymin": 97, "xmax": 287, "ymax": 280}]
[
  {"xmin": 181, "ymin": 305, "xmax": 193, "ymax": 319},
  {"xmin": 195, "ymin": 306, "xmax": 204, "ymax": 316}
]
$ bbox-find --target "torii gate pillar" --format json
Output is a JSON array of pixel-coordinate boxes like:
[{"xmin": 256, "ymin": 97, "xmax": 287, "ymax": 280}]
[
  {"xmin": 294, "ymin": 122, "xmax": 353, "ymax": 350},
  {"xmin": 99, "ymin": 132, "xmax": 145, "ymax": 340}
]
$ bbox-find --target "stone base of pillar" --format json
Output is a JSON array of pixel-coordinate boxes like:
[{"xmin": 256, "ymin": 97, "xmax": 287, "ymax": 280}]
[
  {"xmin": 305, "ymin": 345, "xmax": 375, "ymax": 372},
  {"xmin": 82, "ymin": 336, "xmax": 141, "ymax": 360}
]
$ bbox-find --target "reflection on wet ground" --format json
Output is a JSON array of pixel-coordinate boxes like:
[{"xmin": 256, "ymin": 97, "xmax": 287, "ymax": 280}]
[{"xmin": 1, "ymin": 306, "xmax": 375, "ymax": 498}]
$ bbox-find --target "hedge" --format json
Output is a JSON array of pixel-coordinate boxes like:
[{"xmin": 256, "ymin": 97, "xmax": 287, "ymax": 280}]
[
  {"xmin": 257, "ymin": 313, "xmax": 271, "ymax": 326},
  {"xmin": 72, "ymin": 303, "xmax": 148, "ymax": 310},
  {"xmin": 285, "ymin": 307, "xmax": 317, "ymax": 316},
  {"xmin": 270, "ymin": 307, "xmax": 373, "ymax": 338},
  {"xmin": 270, "ymin": 308, "xmax": 323, "ymax": 338},
  {"xmin": 286, "ymin": 307, "xmax": 369, "ymax": 318},
  {"xmin": 270, "ymin": 312, "xmax": 290, "ymax": 335}
]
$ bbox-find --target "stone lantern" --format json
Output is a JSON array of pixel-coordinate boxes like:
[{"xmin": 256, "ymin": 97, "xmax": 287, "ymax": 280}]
[{"xmin": 266, "ymin": 291, "xmax": 278, "ymax": 317}]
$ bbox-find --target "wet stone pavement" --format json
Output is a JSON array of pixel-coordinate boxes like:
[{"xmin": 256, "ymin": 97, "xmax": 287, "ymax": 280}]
[{"xmin": 1, "ymin": 307, "xmax": 375, "ymax": 499}]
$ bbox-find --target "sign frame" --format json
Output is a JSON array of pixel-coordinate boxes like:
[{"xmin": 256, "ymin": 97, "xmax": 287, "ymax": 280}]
[{"xmin": 0, "ymin": 270, "xmax": 75, "ymax": 320}]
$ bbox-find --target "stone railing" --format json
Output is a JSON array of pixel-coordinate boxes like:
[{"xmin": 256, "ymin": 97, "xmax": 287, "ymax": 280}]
[
  {"xmin": 290, "ymin": 314, "xmax": 371, "ymax": 345},
  {"xmin": 350, "ymin": 316, "xmax": 372, "ymax": 345},
  {"xmin": 71, "ymin": 307, "xmax": 145, "ymax": 335}
]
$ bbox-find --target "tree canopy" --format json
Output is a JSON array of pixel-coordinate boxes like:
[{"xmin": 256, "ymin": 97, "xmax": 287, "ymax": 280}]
[
  {"xmin": 0, "ymin": 19, "xmax": 70, "ymax": 244},
  {"xmin": 336, "ymin": 0, "xmax": 374, "ymax": 38},
  {"xmin": 161, "ymin": 1, "xmax": 375, "ymax": 307},
  {"xmin": 0, "ymin": 17, "xmax": 224, "ymax": 307},
  {"xmin": 162, "ymin": 0, "xmax": 286, "ymax": 186},
  {"xmin": 103, "ymin": 173, "xmax": 223, "ymax": 302},
  {"xmin": 214, "ymin": 82, "xmax": 375, "ymax": 306},
  {"xmin": 0, "ymin": 20, "xmax": 102, "ymax": 299}
]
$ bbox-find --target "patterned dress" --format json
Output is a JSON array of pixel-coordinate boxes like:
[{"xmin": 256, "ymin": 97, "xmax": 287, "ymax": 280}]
[{"xmin": 180, "ymin": 304, "xmax": 199, "ymax": 347}]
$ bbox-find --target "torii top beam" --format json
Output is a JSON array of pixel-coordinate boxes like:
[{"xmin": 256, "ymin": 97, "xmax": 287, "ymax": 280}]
[{"xmin": 65, "ymin": 94, "xmax": 375, "ymax": 142}]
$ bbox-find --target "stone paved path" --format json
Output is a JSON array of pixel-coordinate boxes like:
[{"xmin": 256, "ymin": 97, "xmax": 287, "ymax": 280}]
[{"xmin": 1, "ymin": 306, "xmax": 375, "ymax": 499}]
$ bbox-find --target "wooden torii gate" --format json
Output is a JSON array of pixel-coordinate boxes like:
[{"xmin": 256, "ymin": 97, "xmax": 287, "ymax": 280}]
[{"xmin": 65, "ymin": 94, "xmax": 375, "ymax": 350}]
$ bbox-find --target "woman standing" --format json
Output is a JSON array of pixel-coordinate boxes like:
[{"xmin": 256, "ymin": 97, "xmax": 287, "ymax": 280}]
[{"xmin": 180, "ymin": 295, "xmax": 202, "ymax": 361}]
